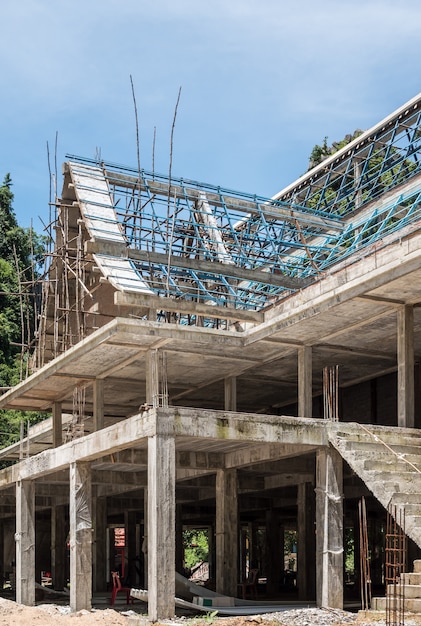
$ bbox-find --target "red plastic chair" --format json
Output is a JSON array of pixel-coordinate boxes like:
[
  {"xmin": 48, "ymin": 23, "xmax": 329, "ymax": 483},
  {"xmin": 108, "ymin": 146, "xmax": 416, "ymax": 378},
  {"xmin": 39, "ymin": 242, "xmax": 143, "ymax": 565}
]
[
  {"xmin": 110, "ymin": 571, "xmax": 134, "ymax": 606},
  {"xmin": 238, "ymin": 568, "xmax": 259, "ymax": 599}
]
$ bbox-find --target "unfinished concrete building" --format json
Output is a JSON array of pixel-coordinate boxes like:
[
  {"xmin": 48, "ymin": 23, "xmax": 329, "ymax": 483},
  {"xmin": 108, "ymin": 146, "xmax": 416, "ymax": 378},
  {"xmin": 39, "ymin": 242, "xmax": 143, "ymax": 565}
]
[{"xmin": 1, "ymin": 93, "xmax": 421, "ymax": 620}]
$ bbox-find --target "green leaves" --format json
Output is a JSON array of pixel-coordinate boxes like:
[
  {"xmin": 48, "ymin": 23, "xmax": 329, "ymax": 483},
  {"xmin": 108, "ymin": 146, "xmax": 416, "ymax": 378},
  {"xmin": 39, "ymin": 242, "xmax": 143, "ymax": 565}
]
[{"xmin": 0, "ymin": 173, "xmax": 47, "ymax": 459}]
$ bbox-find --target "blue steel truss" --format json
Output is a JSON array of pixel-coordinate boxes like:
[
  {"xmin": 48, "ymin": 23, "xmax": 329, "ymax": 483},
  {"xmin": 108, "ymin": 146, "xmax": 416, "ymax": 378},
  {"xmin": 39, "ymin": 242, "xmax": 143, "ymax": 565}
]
[{"xmin": 66, "ymin": 94, "xmax": 421, "ymax": 318}]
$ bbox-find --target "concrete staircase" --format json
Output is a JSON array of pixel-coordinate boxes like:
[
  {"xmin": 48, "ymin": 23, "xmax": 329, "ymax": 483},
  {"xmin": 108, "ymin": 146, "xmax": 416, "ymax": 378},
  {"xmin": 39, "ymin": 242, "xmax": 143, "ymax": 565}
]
[
  {"xmin": 372, "ymin": 559, "xmax": 421, "ymax": 612},
  {"xmin": 327, "ymin": 422, "xmax": 421, "ymax": 548}
]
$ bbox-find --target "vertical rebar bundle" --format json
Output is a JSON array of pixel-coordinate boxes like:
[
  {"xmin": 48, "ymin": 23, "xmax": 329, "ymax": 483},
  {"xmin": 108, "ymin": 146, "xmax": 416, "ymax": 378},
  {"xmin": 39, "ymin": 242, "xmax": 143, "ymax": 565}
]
[
  {"xmin": 64, "ymin": 387, "xmax": 86, "ymax": 442},
  {"xmin": 386, "ymin": 504, "xmax": 406, "ymax": 626},
  {"xmin": 151, "ymin": 349, "xmax": 169, "ymax": 408},
  {"xmin": 323, "ymin": 365, "xmax": 339, "ymax": 421},
  {"xmin": 359, "ymin": 496, "xmax": 372, "ymax": 611}
]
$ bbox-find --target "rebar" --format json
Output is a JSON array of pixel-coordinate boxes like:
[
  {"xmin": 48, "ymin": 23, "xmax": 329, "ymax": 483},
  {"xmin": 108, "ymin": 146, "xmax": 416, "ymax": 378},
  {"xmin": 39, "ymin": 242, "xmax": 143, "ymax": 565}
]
[
  {"xmin": 323, "ymin": 365, "xmax": 339, "ymax": 421},
  {"xmin": 358, "ymin": 496, "xmax": 371, "ymax": 611},
  {"xmin": 386, "ymin": 504, "xmax": 406, "ymax": 626}
]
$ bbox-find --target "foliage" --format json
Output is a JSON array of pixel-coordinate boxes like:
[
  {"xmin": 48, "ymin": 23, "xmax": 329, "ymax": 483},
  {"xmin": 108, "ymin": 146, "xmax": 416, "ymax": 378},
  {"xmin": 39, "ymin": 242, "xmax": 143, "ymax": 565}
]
[
  {"xmin": 202, "ymin": 610, "xmax": 219, "ymax": 622},
  {"xmin": 344, "ymin": 527, "xmax": 355, "ymax": 577},
  {"xmin": 183, "ymin": 528, "xmax": 209, "ymax": 570},
  {"xmin": 0, "ymin": 174, "xmax": 46, "ymax": 459}
]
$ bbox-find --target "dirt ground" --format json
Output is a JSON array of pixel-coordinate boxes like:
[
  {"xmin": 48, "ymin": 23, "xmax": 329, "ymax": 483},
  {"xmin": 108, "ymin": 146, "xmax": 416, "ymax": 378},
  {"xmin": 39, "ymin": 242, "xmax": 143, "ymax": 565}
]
[
  {"xmin": 2, "ymin": 598, "xmax": 421, "ymax": 626},
  {"xmin": 0, "ymin": 598, "xmax": 129, "ymax": 626}
]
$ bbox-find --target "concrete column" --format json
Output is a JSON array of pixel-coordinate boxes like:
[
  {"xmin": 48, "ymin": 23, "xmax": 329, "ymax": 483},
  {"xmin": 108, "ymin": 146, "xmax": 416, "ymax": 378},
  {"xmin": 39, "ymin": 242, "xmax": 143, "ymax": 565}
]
[
  {"xmin": 93, "ymin": 379, "xmax": 105, "ymax": 431},
  {"xmin": 297, "ymin": 482, "xmax": 316, "ymax": 600},
  {"xmin": 224, "ymin": 376, "xmax": 237, "ymax": 411},
  {"xmin": 208, "ymin": 522, "xmax": 215, "ymax": 582},
  {"xmin": 298, "ymin": 346, "xmax": 312, "ymax": 417},
  {"xmin": 93, "ymin": 497, "xmax": 107, "ymax": 592},
  {"xmin": 215, "ymin": 469, "xmax": 238, "ymax": 597},
  {"xmin": 69, "ymin": 462, "xmax": 92, "ymax": 612},
  {"xmin": 147, "ymin": 412, "xmax": 175, "ymax": 621},
  {"xmin": 51, "ymin": 504, "xmax": 67, "ymax": 591},
  {"xmin": 397, "ymin": 305, "xmax": 415, "ymax": 428},
  {"xmin": 280, "ymin": 524, "xmax": 285, "ymax": 585},
  {"xmin": 0, "ymin": 520, "xmax": 3, "ymax": 586},
  {"xmin": 125, "ymin": 510, "xmax": 137, "ymax": 586},
  {"xmin": 143, "ymin": 488, "xmax": 148, "ymax": 588},
  {"xmin": 265, "ymin": 509, "xmax": 280, "ymax": 596},
  {"xmin": 145, "ymin": 352, "xmax": 153, "ymax": 406},
  {"xmin": 16, "ymin": 479, "xmax": 35, "ymax": 605},
  {"xmin": 148, "ymin": 308, "xmax": 157, "ymax": 322},
  {"xmin": 52, "ymin": 402, "xmax": 62, "ymax": 448},
  {"xmin": 175, "ymin": 504, "xmax": 184, "ymax": 574},
  {"xmin": 315, "ymin": 447, "xmax": 343, "ymax": 608}
]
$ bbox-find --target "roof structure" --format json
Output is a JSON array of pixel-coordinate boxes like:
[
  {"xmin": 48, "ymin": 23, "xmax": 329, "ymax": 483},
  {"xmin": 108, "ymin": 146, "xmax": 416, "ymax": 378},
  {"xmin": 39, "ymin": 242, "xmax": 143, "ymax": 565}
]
[{"xmin": 60, "ymin": 92, "xmax": 421, "ymax": 317}]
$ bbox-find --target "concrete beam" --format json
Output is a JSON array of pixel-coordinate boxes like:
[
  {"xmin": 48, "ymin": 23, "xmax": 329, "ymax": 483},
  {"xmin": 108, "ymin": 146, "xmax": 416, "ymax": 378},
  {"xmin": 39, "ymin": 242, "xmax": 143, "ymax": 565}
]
[
  {"xmin": 0, "ymin": 410, "xmax": 328, "ymax": 490},
  {"xmin": 115, "ymin": 291, "xmax": 264, "ymax": 324},
  {"xmin": 251, "ymin": 228, "xmax": 421, "ymax": 344},
  {"xmin": 177, "ymin": 451, "xmax": 225, "ymax": 471},
  {"xmin": 225, "ymin": 443, "xmax": 315, "ymax": 468},
  {"xmin": 92, "ymin": 448, "xmax": 148, "ymax": 469},
  {"xmin": 0, "ymin": 410, "xmax": 156, "ymax": 486},
  {"xmin": 265, "ymin": 473, "xmax": 314, "ymax": 490},
  {"xmin": 171, "ymin": 408, "xmax": 328, "ymax": 447}
]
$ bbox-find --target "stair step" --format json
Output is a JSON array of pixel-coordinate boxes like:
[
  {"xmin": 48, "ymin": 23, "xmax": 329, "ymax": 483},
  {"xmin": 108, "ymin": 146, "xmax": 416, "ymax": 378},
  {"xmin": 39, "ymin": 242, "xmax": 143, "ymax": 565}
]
[
  {"xmin": 363, "ymin": 471, "xmax": 421, "ymax": 484},
  {"xmin": 370, "ymin": 597, "xmax": 385, "ymax": 611},
  {"xmin": 369, "ymin": 480, "xmax": 421, "ymax": 498},
  {"xmin": 333, "ymin": 429, "xmax": 421, "ymax": 446},
  {"xmin": 340, "ymin": 448, "xmax": 421, "ymax": 464},
  {"xmin": 372, "ymin": 596, "xmax": 421, "ymax": 612},
  {"xmin": 337, "ymin": 440, "xmax": 421, "ymax": 456},
  {"xmin": 405, "ymin": 515, "xmax": 421, "ymax": 526},
  {"xmin": 363, "ymin": 459, "xmax": 421, "ymax": 472},
  {"xmin": 399, "ymin": 504, "xmax": 421, "ymax": 516},
  {"xmin": 414, "ymin": 560, "xmax": 421, "ymax": 574},
  {"xmin": 392, "ymin": 493, "xmax": 421, "ymax": 505},
  {"xmin": 387, "ymin": 583, "xmax": 421, "ymax": 598},
  {"xmin": 402, "ymin": 572, "xmax": 421, "ymax": 585}
]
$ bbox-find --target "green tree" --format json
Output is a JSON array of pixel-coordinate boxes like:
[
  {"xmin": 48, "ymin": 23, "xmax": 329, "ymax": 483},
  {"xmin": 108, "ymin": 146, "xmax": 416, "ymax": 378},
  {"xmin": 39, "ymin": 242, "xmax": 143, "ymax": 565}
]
[
  {"xmin": 183, "ymin": 528, "xmax": 209, "ymax": 571},
  {"xmin": 0, "ymin": 174, "xmax": 46, "ymax": 457}
]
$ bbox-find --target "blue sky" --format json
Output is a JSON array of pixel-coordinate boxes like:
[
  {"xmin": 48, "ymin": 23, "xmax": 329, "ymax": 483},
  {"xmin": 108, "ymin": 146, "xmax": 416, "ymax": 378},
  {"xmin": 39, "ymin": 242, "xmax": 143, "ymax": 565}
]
[{"xmin": 1, "ymin": 0, "xmax": 421, "ymax": 229}]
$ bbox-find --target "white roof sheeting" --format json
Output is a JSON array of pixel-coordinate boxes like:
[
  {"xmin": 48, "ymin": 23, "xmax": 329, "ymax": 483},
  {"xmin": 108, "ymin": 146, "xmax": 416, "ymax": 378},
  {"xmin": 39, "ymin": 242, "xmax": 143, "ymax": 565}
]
[{"xmin": 70, "ymin": 162, "xmax": 153, "ymax": 295}]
